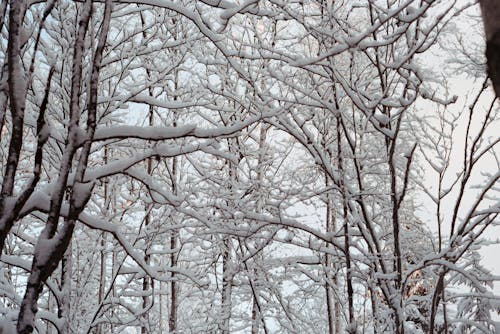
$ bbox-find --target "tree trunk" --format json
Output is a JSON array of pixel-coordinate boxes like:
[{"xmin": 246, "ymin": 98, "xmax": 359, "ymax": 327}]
[
  {"xmin": 221, "ymin": 239, "xmax": 232, "ymax": 334},
  {"xmin": 337, "ymin": 113, "xmax": 354, "ymax": 332},
  {"xmin": 479, "ymin": 0, "xmax": 500, "ymax": 96},
  {"xmin": 168, "ymin": 66, "xmax": 180, "ymax": 334},
  {"xmin": 324, "ymin": 176, "xmax": 338, "ymax": 334},
  {"xmin": 60, "ymin": 243, "xmax": 72, "ymax": 334}
]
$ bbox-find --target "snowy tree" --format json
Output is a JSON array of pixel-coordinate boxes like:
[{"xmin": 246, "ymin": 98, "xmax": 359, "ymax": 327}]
[
  {"xmin": 0, "ymin": 0, "xmax": 269, "ymax": 332},
  {"xmin": 0, "ymin": 1, "xmax": 498, "ymax": 333}
]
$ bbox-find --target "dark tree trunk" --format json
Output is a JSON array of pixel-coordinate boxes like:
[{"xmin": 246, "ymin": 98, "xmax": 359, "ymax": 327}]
[{"xmin": 479, "ymin": 0, "xmax": 500, "ymax": 96}]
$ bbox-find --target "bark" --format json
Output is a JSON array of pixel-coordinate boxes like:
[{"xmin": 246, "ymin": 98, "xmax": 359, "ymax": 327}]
[
  {"xmin": 169, "ymin": 156, "xmax": 178, "ymax": 333},
  {"xmin": 2, "ymin": 0, "xmax": 25, "ymax": 199},
  {"xmin": 97, "ymin": 147, "xmax": 110, "ymax": 334},
  {"xmin": 370, "ymin": 285, "xmax": 378, "ymax": 334},
  {"xmin": 0, "ymin": 0, "xmax": 26, "ymax": 253},
  {"xmin": 220, "ymin": 239, "xmax": 232, "ymax": 334},
  {"xmin": 251, "ymin": 294, "xmax": 259, "ymax": 334},
  {"xmin": 429, "ymin": 274, "xmax": 445, "ymax": 334},
  {"xmin": 168, "ymin": 229, "xmax": 177, "ymax": 333},
  {"xmin": 251, "ymin": 124, "xmax": 270, "ymax": 334},
  {"xmin": 59, "ymin": 244, "xmax": 72, "ymax": 333},
  {"xmin": 140, "ymin": 11, "xmax": 154, "ymax": 333},
  {"xmin": 479, "ymin": 0, "xmax": 500, "ymax": 97},
  {"xmin": 169, "ymin": 65, "xmax": 179, "ymax": 334},
  {"xmin": 141, "ymin": 81, "xmax": 153, "ymax": 334},
  {"xmin": 97, "ymin": 232, "xmax": 106, "ymax": 334},
  {"xmin": 324, "ymin": 193, "xmax": 335, "ymax": 334},
  {"xmin": 0, "ymin": 64, "xmax": 8, "ymax": 148},
  {"xmin": 324, "ymin": 171, "xmax": 339, "ymax": 334},
  {"xmin": 337, "ymin": 115, "xmax": 354, "ymax": 331},
  {"xmin": 388, "ymin": 144, "xmax": 403, "ymax": 334}
]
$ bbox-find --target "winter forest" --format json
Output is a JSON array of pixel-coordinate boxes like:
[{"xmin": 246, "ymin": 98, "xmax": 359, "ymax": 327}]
[{"xmin": 0, "ymin": 0, "xmax": 499, "ymax": 333}]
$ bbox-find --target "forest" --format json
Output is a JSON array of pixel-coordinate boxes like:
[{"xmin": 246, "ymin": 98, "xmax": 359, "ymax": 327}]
[{"xmin": 0, "ymin": 0, "xmax": 499, "ymax": 333}]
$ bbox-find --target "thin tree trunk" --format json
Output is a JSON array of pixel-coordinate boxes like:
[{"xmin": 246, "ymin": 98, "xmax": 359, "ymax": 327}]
[
  {"xmin": 251, "ymin": 123, "xmax": 268, "ymax": 334},
  {"xmin": 97, "ymin": 145, "xmax": 109, "ymax": 334},
  {"xmin": 336, "ymin": 103, "xmax": 354, "ymax": 332},
  {"xmin": 140, "ymin": 12, "xmax": 155, "ymax": 333},
  {"xmin": 60, "ymin": 243, "xmax": 72, "ymax": 334},
  {"xmin": 221, "ymin": 238, "xmax": 232, "ymax": 334},
  {"xmin": 251, "ymin": 289, "xmax": 259, "ymax": 334},
  {"xmin": 370, "ymin": 284, "xmax": 378, "ymax": 334},
  {"xmin": 169, "ymin": 156, "xmax": 178, "ymax": 333},
  {"xmin": 168, "ymin": 66, "xmax": 179, "ymax": 334},
  {"xmin": 429, "ymin": 273, "xmax": 445, "ymax": 334},
  {"xmin": 96, "ymin": 232, "xmax": 106, "ymax": 334},
  {"xmin": 388, "ymin": 135, "xmax": 405, "ymax": 334},
  {"xmin": 324, "ymin": 175, "xmax": 337, "ymax": 334},
  {"xmin": 141, "ymin": 102, "xmax": 153, "ymax": 334},
  {"xmin": 169, "ymin": 229, "xmax": 177, "ymax": 333},
  {"xmin": 111, "ymin": 243, "xmax": 117, "ymax": 334}
]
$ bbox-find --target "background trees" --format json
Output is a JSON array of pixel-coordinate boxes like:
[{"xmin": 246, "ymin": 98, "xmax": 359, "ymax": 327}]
[{"xmin": 0, "ymin": 0, "xmax": 498, "ymax": 333}]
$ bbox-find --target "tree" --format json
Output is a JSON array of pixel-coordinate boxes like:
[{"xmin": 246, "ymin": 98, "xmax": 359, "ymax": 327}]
[
  {"xmin": 479, "ymin": 0, "xmax": 500, "ymax": 96},
  {"xmin": 0, "ymin": 1, "xmax": 498, "ymax": 333},
  {"xmin": 0, "ymin": 0, "xmax": 268, "ymax": 332}
]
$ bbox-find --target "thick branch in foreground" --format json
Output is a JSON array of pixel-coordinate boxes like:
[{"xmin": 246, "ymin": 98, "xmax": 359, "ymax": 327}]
[{"xmin": 17, "ymin": 0, "xmax": 94, "ymax": 332}]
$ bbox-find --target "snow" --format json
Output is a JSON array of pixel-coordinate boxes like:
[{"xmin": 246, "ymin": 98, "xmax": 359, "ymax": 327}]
[
  {"xmin": 0, "ymin": 319, "xmax": 15, "ymax": 334},
  {"xmin": 33, "ymin": 237, "xmax": 59, "ymax": 270},
  {"xmin": 37, "ymin": 123, "xmax": 51, "ymax": 143},
  {"xmin": 0, "ymin": 1, "xmax": 498, "ymax": 333},
  {"xmin": 71, "ymin": 181, "xmax": 94, "ymax": 210}
]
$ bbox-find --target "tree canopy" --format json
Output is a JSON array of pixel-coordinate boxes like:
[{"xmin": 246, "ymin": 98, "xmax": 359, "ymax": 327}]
[{"xmin": 0, "ymin": 1, "xmax": 498, "ymax": 333}]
